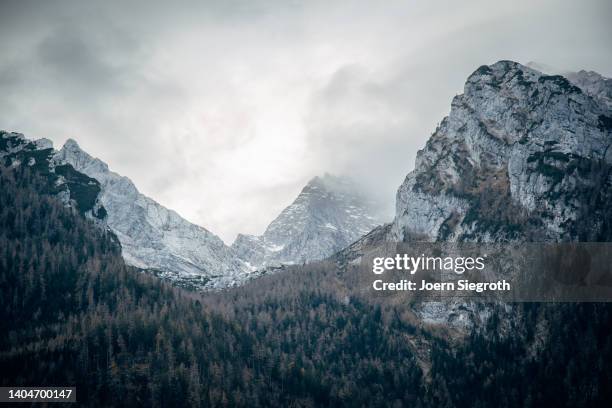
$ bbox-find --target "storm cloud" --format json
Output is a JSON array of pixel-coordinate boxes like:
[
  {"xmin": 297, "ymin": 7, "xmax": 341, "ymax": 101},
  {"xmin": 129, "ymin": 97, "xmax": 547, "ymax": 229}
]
[{"xmin": 1, "ymin": 0, "xmax": 611, "ymax": 242}]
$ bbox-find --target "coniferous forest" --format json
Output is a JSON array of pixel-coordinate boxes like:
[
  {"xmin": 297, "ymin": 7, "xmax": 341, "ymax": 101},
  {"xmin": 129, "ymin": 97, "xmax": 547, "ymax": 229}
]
[{"xmin": 1, "ymin": 164, "xmax": 612, "ymax": 407}]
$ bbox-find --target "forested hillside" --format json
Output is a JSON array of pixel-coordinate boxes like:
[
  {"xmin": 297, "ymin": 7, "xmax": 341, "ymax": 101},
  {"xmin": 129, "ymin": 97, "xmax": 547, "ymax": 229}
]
[
  {"xmin": 0, "ymin": 166, "xmax": 425, "ymax": 407},
  {"xmin": 0, "ymin": 165, "xmax": 243, "ymax": 406},
  {"xmin": 2, "ymin": 164, "xmax": 612, "ymax": 407},
  {"xmin": 0, "ymin": 162, "xmax": 612, "ymax": 407},
  {"xmin": 205, "ymin": 265, "xmax": 612, "ymax": 407}
]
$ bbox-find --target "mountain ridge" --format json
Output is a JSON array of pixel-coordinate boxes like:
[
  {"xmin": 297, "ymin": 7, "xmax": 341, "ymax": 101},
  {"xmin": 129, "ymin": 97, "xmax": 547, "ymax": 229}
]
[
  {"xmin": 54, "ymin": 138, "xmax": 251, "ymax": 286},
  {"xmin": 1, "ymin": 133, "xmax": 386, "ymax": 289},
  {"xmin": 3, "ymin": 60, "xmax": 610, "ymax": 294},
  {"xmin": 1, "ymin": 132, "xmax": 251, "ymax": 288}
]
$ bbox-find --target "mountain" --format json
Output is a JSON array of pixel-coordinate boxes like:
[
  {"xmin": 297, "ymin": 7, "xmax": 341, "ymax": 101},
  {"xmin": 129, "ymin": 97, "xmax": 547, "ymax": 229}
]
[
  {"xmin": 232, "ymin": 174, "xmax": 382, "ymax": 269},
  {"xmin": 392, "ymin": 60, "xmax": 612, "ymax": 243},
  {"xmin": 334, "ymin": 60, "xmax": 612, "ymax": 327},
  {"xmin": 3, "ymin": 61, "xmax": 612, "ymax": 407},
  {"xmin": 54, "ymin": 139, "xmax": 249, "ymax": 286},
  {"xmin": 1, "ymin": 133, "xmax": 249, "ymax": 288},
  {"xmin": 1, "ymin": 134, "xmax": 385, "ymax": 290}
]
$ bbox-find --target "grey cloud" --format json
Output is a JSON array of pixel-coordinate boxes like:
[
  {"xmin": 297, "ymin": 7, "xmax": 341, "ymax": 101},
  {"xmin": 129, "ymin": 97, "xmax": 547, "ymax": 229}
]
[
  {"xmin": 303, "ymin": 60, "xmax": 466, "ymax": 219},
  {"xmin": 0, "ymin": 0, "xmax": 611, "ymax": 242},
  {"xmin": 36, "ymin": 26, "xmax": 122, "ymax": 95}
]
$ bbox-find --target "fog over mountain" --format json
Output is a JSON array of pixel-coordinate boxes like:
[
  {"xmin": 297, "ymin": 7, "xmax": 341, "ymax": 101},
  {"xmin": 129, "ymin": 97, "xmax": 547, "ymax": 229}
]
[
  {"xmin": 1, "ymin": 0, "xmax": 611, "ymax": 242},
  {"xmin": 233, "ymin": 174, "xmax": 382, "ymax": 269},
  {"xmin": 2, "ymin": 132, "xmax": 384, "ymax": 289}
]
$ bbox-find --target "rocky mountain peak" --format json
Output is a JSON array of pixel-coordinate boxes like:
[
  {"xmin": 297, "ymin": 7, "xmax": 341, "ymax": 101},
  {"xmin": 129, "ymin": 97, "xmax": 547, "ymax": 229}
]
[
  {"xmin": 63, "ymin": 138, "xmax": 80, "ymax": 149},
  {"xmin": 233, "ymin": 173, "xmax": 383, "ymax": 269},
  {"xmin": 56, "ymin": 139, "xmax": 111, "ymax": 177},
  {"xmin": 307, "ymin": 172, "xmax": 353, "ymax": 191},
  {"xmin": 392, "ymin": 60, "xmax": 612, "ymax": 244},
  {"xmin": 54, "ymin": 141, "xmax": 249, "ymax": 284},
  {"xmin": 330, "ymin": 61, "xmax": 612, "ymax": 327}
]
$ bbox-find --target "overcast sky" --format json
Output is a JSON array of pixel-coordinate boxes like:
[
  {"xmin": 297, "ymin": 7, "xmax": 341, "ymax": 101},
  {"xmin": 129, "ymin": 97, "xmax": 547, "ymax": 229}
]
[{"xmin": 1, "ymin": 0, "xmax": 611, "ymax": 243}]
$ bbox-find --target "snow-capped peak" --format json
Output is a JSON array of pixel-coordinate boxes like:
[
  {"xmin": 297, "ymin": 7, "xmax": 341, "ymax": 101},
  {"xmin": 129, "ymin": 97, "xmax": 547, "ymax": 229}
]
[
  {"xmin": 54, "ymin": 139, "xmax": 247, "ymax": 280},
  {"xmin": 232, "ymin": 174, "xmax": 383, "ymax": 269}
]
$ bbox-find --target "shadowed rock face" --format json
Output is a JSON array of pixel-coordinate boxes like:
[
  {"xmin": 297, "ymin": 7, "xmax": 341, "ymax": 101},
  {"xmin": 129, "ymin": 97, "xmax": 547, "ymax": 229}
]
[
  {"xmin": 232, "ymin": 174, "xmax": 382, "ymax": 269},
  {"xmin": 0, "ymin": 131, "xmax": 106, "ymax": 219},
  {"xmin": 392, "ymin": 60, "xmax": 612, "ymax": 244}
]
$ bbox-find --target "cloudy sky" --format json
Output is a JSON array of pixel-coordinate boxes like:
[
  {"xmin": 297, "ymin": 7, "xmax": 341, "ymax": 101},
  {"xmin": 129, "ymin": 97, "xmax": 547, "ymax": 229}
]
[{"xmin": 1, "ymin": 0, "xmax": 611, "ymax": 243}]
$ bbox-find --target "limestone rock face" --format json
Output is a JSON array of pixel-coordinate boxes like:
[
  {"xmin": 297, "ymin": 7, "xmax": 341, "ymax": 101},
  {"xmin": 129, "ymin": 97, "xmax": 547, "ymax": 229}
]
[
  {"xmin": 392, "ymin": 61, "xmax": 612, "ymax": 244},
  {"xmin": 54, "ymin": 139, "xmax": 247, "ymax": 281},
  {"xmin": 337, "ymin": 61, "xmax": 612, "ymax": 328},
  {"xmin": 233, "ymin": 174, "xmax": 382, "ymax": 269}
]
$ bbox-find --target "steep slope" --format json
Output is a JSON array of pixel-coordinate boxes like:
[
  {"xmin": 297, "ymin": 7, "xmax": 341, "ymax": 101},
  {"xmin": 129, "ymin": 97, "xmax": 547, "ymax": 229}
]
[
  {"xmin": 0, "ymin": 131, "xmax": 107, "ymax": 220},
  {"xmin": 331, "ymin": 61, "xmax": 612, "ymax": 327},
  {"xmin": 392, "ymin": 60, "xmax": 612, "ymax": 243},
  {"xmin": 232, "ymin": 174, "xmax": 382, "ymax": 269},
  {"xmin": 2, "ymin": 131, "xmax": 248, "ymax": 287},
  {"xmin": 54, "ymin": 139, "xmax": 247, "ymax": 284},
  {"xmin": 0, "ymin": 164, "xmax": 258, "ymax": 407}
]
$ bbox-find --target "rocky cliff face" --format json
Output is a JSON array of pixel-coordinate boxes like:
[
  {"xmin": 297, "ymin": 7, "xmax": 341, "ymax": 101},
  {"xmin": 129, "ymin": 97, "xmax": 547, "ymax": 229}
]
[
  {"xmin": 54, "ymin": 139, "xmax": 248, "ymax": 283},
  {"xmin": 233, "ymin": 174, "xmax": 382, "ymax": 269},
  {"xmin": 335, "ymin": 61, "xmax": 612, "ymax": 328},
  {"xmin": 392, "ymin": 60, "xmax": 612, "ymax": 244}
]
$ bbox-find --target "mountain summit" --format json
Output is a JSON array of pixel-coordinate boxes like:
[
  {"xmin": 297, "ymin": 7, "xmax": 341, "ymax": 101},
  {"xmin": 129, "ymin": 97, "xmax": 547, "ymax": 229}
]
[
  {"xmin": 333, "ymin": 61, "xmax": 612, "ymax": 327},
  {"xmin": 1, "ymin": 134, "xmax": 384, "ymax": 289},
  {"xmin": 232, "ymin": 174, "xmax": 382, "ymax": 269},
  {"xmin": 54, "ymin": 139, "xmax": 248, "ymax": 285},
  {"xmin": 392, "ymin": 60, "xmax": 612, "ymax": 243},
  {"xmin": 56, "ymin": 138, "xmax": 385, "ymax": 277}
]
